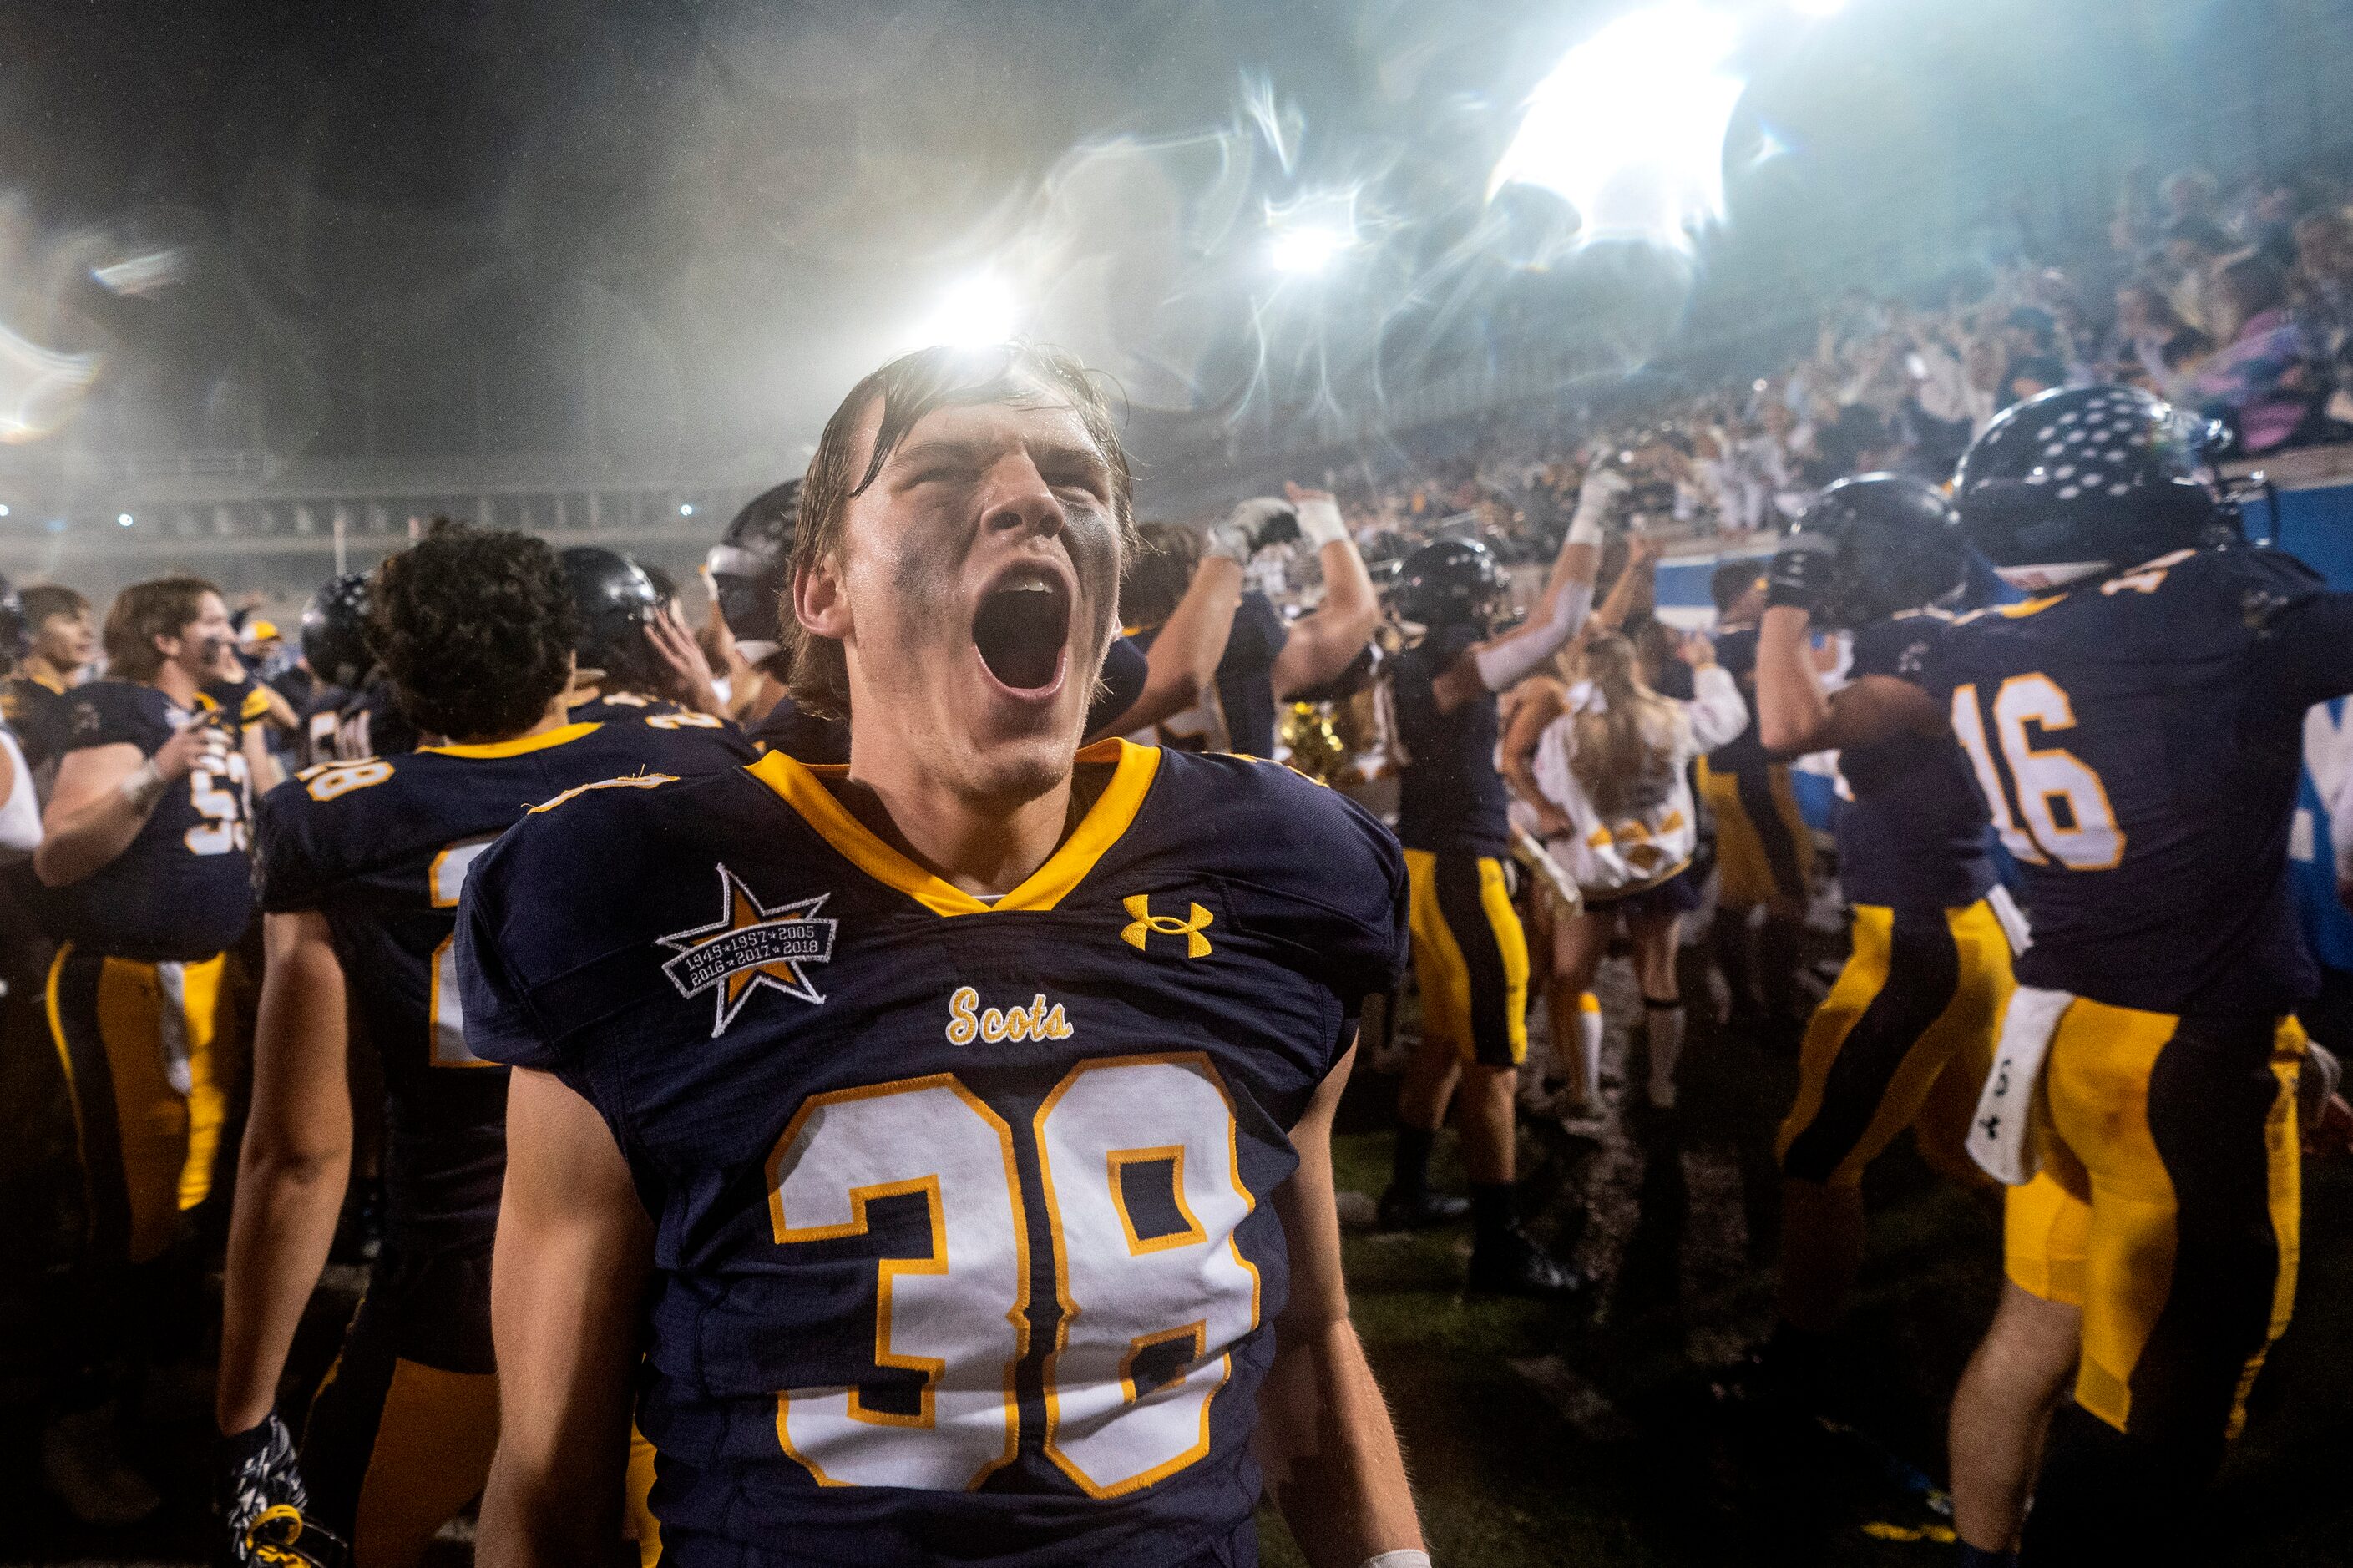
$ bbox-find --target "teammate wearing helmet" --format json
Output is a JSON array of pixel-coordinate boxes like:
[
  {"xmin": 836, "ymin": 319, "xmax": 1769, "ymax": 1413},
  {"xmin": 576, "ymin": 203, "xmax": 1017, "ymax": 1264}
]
[
  {"xmin": 1743, "ymin": 474, "xmax": 2018, "ymax": 1411},
  {"xmin": 1375, "ymin": 470, "xmax": 1610, "ymax": 1296},
  {"xmin": 707, "ymin": 478, "xmax": 801, "ymax": 726},
  {"xmin": 1761, "ymin": 387, "xmax": 2353, "ymax": 1563},
  {"xmin": 559, "ymin": 548, "xmax": 684, "ymax": 720},
  {"xmin": 298, "ymin": 569, "xmax": 423, "ymax": 766},
  {"xmin": 296, "ymin": 574, "xmax": 373, "ymax": 768}
]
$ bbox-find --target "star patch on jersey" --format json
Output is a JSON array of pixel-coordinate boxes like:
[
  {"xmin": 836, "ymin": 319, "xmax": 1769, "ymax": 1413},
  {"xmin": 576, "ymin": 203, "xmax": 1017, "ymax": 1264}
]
[{"xmin": 659, "ymin": 864, "xmax": 838, "ymax": 1036}]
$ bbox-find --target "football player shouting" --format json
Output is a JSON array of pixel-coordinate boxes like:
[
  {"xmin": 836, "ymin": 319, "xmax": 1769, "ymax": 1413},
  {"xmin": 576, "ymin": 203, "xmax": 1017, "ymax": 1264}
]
[{"xmin": 460, "ymin": 344, "xmax": 1428, "ymax": 1568}]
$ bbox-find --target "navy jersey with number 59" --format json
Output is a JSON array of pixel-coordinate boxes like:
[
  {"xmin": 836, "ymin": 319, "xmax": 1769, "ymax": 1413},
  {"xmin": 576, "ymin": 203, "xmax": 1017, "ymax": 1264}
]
[
  {"xmin": 1915, "ymin": 546, "xmax": 2353, "ymax": 1014},
  {"xmin": 255, "ymin": 716, "xmax": 755, "ymax": 1254},
  {"xmin": 458, "ymin": 742, "xmax": 1404, "ymax": 1568}
]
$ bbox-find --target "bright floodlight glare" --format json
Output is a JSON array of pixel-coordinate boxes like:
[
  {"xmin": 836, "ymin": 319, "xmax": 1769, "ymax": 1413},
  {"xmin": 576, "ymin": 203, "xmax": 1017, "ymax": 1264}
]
[
  {"xmin": 680, "ymin": 503, "xmax": 695, "ymax": 517},
  {"xmin": 0, "ymin": 504, "xmax": 10, "ymax": 517},
  {"xmin": 117, "ymin": 513, "xmax": 134, "ymax": 526},
  {"xmin": 1271, "ymin": 225, "xmax": 1351, "ymax": 276},
  {"xmin": 910, "ymin": 275, "xmax": 1020, "ymax": 351},
  {"xmin": 1489, "ymin": 3, "xmax": 1746, "ymax": 253},
  {"xmin": 1790, "ymin": 0, "xmax": 1846, "ymax": 14}
]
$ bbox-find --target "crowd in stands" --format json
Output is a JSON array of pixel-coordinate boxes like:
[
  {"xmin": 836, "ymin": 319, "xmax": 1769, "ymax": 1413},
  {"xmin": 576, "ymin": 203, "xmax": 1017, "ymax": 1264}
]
[{"xmin": 1339, "ymin": 159, "xmax": 2353, "ymax": 565}]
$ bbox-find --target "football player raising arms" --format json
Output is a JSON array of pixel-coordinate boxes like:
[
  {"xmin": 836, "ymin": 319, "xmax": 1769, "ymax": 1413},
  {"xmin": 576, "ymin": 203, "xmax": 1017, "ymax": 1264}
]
[
  {"xmin": 1758, "ymin": 387, "xmax": 2353, "ymax": 1565},
  {"xmin": 460, "ymin": 345, "xmax": 1427, "ymax": 1568}
]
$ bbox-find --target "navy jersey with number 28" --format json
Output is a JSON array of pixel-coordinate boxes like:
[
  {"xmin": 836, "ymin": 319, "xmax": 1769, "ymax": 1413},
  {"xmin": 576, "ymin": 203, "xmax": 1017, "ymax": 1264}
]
[
  {"xmin": 458, "ymin": 741, "xmax": 1405, "ymax": 1568},
  {"xmin": 254, "ymin": 715, "xmax": 755, "ymax": 1253}
]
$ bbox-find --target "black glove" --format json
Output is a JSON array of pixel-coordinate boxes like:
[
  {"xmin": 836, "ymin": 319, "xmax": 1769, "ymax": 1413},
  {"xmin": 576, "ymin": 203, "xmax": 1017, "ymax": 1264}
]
[
  {"xmin": 1764, "ymin": 535, "xmax": 1838, "ymax": 615},
  {"xmin": 220, "ymin": 1414, "xmax": 349, "ymax": 1568},
  {"xmin": 1204, "ymin": 498, "xmax": 1298, "ymax": 564}
]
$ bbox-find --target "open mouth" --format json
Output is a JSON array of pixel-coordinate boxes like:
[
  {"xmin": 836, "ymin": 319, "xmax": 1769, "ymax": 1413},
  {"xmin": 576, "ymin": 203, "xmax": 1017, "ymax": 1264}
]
[{"xmin": 971, "ymin": 564, "xmax": 1071, "ymax": 694}]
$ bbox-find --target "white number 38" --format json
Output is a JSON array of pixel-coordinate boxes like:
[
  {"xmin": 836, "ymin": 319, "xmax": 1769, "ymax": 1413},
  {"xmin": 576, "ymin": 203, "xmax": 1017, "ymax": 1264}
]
[{"xmin": 767, "ymin": 1054, "xmax": 1260, "ymax": 1497}]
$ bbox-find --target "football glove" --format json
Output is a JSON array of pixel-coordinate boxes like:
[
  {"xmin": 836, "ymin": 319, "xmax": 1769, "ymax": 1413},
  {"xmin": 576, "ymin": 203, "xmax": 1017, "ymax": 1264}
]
[
  {"xmin": 1764, "ymin": 534, "xmax": 1838, "ymax": 615},
  {"xmin": 1204, "ymin": 497, "xmax": 1298, "ymax": 564},
  {"xmin": 220, "ymin": 1414, "xmax": 349, "ymax": 1568}
]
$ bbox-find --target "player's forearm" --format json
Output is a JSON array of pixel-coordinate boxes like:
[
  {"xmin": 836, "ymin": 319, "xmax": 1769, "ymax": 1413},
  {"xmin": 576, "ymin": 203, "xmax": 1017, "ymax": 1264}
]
[
  {"xmin": 478, "ymin": 1463, "xmax": 636, "ymax": 1568},
  {"xmin": 1273, "ymin": 543, "xmax": 1380, "ymax": 699},
  {"xmin": 1257, "ymin": 1315, "xmax": 1423, "ymax": 1568},
  {"xmin": 1109, "ymin": 558, "xmax": 1245, "ymax": 732},
  {"xmin": 1445, "ymin": 541, "xmax": 1599, "ymax": 704},
  {"xmin": 244, "ymin": 724, "xmax": 285, "ymax": 795},
  {"xmin": 1754, "ymin": 605, "xmax": 1833, "ymax": 756},
  {"xmin": 216, "ymin": 1138, "xmax": 347, "ymax": 1434},
  {"xmin": 1156, "ymin": 556, "xmax": 1245, "ymax": 696},
  {"xmin": 33, "ymin": 796, "xmax": 148, "ymax": 886}
]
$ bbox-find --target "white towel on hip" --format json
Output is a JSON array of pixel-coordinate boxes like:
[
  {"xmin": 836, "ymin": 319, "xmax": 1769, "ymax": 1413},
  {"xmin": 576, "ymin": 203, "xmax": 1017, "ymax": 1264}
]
[{"xmin": 1966, "ymin": 984, "xmax": 2075, "ymax": 1186}]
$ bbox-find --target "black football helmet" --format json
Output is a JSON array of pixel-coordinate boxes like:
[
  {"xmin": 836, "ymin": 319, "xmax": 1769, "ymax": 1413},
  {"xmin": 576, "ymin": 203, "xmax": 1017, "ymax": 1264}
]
[
  {"xmin": 300, "ymin": 573, "xmax": 372, "ymax": 689},
  {"xmin": 1953, "ymin": 385, "xmax": 2236, "ymax": 588},
  {"xmin": 1394, "ymin": 539, "xmax": 1508, "ymax": 628},
  {"xmin": 1787, "ymin": 473, "xmax": 1966, "ymax": 627},
  {"xmin": 708, "ymin": 479, "xmax": 799, "ymax": 656},
  {"xmin": 559, "ymin": 546, "xmax": 662, "ymax": 687}
]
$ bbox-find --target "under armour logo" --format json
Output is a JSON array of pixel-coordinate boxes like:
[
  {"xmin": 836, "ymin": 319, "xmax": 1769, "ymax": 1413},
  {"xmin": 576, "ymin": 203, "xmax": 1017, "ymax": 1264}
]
[{"xmin": 1121, "ymin": 894, "xmax": 1212, "ymax": 959}]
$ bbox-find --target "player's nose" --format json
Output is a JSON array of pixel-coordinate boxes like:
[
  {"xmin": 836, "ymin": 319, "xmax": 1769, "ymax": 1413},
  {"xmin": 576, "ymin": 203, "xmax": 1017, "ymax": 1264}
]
[{"xmin": 976, "ymin": 450, "xmax": 1065, "ymax": 544}]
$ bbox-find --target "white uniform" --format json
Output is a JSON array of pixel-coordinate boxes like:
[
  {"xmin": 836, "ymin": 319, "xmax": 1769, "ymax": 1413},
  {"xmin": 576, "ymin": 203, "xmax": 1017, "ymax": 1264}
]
[{"xmin": 1532, "ymin": 664, "xmax": 1748, "ymax": 898}]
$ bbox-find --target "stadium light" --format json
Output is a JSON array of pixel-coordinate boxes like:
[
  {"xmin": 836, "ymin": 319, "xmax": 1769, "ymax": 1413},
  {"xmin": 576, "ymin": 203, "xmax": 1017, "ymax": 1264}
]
[
  {"xmin": 1271, "ymin": 225, "xmax": 1352, "ymax": 276},
  {"xmin": 908, "ymin": 274, "xmax": 1020, "ymax": 351},
  {"xmin": 1488, "ymin": 3, "xmax": 1746, "ymax": 253},
  {"xmin": 680, "ymin": 503, "xmax": 695, "ymax": 517},
  {"xmin": 117, "ymin": 512, "xmax": 134, "ymax": 527},
  {"xmin": 0, "ymin": 504, "xmax": 10, "ymax": 517}
]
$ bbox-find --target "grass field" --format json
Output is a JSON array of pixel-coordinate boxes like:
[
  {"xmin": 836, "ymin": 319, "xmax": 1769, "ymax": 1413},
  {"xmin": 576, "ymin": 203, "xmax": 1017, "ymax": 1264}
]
[{"xmin": 1249, "ymin": 957, "xmax": 2353, "ymax": 1567}]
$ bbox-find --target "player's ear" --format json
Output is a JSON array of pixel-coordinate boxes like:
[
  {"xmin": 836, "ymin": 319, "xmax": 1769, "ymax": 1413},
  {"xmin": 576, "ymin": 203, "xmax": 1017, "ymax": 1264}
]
[{"xmin": 793, "ymin": 556, "xmax": 852, "ymax": 641}]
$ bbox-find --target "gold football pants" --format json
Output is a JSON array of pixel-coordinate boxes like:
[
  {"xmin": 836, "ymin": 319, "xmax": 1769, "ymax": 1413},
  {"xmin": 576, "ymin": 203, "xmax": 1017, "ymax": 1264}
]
[{"xmin": 2003, "ymin": 1001, "xmax": 2301, "ymax": 1445}]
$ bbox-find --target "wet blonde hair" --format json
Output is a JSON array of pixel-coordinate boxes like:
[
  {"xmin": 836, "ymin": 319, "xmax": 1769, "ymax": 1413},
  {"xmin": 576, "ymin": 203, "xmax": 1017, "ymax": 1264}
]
[{"xmin": 1569, "ymin": 632, "xmax": 1688, "ymax": 817}]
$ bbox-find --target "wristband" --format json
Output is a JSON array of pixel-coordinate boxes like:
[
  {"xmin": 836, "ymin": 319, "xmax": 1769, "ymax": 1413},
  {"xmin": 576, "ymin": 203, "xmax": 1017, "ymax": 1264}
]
[
  {"xmin": 1202, "ymin": 522, "xmax": 1255, "ymax": 565},
  {"xmin": 1362, "ymin": 1553, "xmax": 1433, "ymax": 1568},
  {"xmin": 2301, "ymin": 1040, "xmax": 2342, "ymax": 1129},
  {"xmin": 1294, "ymin": 493, "xmax": 1348, "ymax": 550},
  {"xmin": 119, "ymin": 757, "xmax": 166, "ymax": 811}
]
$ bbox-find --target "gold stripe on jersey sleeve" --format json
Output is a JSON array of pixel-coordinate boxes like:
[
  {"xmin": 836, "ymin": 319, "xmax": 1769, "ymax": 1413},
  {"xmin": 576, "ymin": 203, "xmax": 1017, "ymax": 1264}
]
[{"xmin": 746, "ymin": 738, "xmax": 1161, "ymax": 917}]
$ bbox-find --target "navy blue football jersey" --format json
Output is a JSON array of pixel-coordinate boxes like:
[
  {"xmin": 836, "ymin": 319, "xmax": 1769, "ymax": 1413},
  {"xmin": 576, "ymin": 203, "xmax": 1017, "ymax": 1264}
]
[
  {"xmin": 1126, "ymin": 602, "xmax": 1285, "ymax": 758},
  {"xmin": 296, "ymin": 682, "xmax": 350, "ymax": 770},
  {"xmin": 1835, "ymin": 614, "xmax": 1996, "ymax": 913},
  {"xmin": 256, "ymin": 715, "xmax": 753, "ymax": 1253},
  {"xmin": 458, "ymin": 741, "xmax": 1404, "ymax": 1567},
  {"xmin": 48, "ymin": 681, "xmax": 254, "ymax": 959},
  {"xmin": 2, "ymin": 673, "xmax": 73, "ymax": 772},
  {"xmin": 1918, "ymin": 546, "xmax": 2353, "ymax": 1014},
  {"xmin": 1390, "ymin": 622, "xmax": 1508, "ymax": 855},
  {"xmin": 1705, "ymin": 625, "xmax": 1770, "ymax": 776},
  {"xmin": 748, "ymin": 694, "xmax": 851, "ymax": 764}
]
